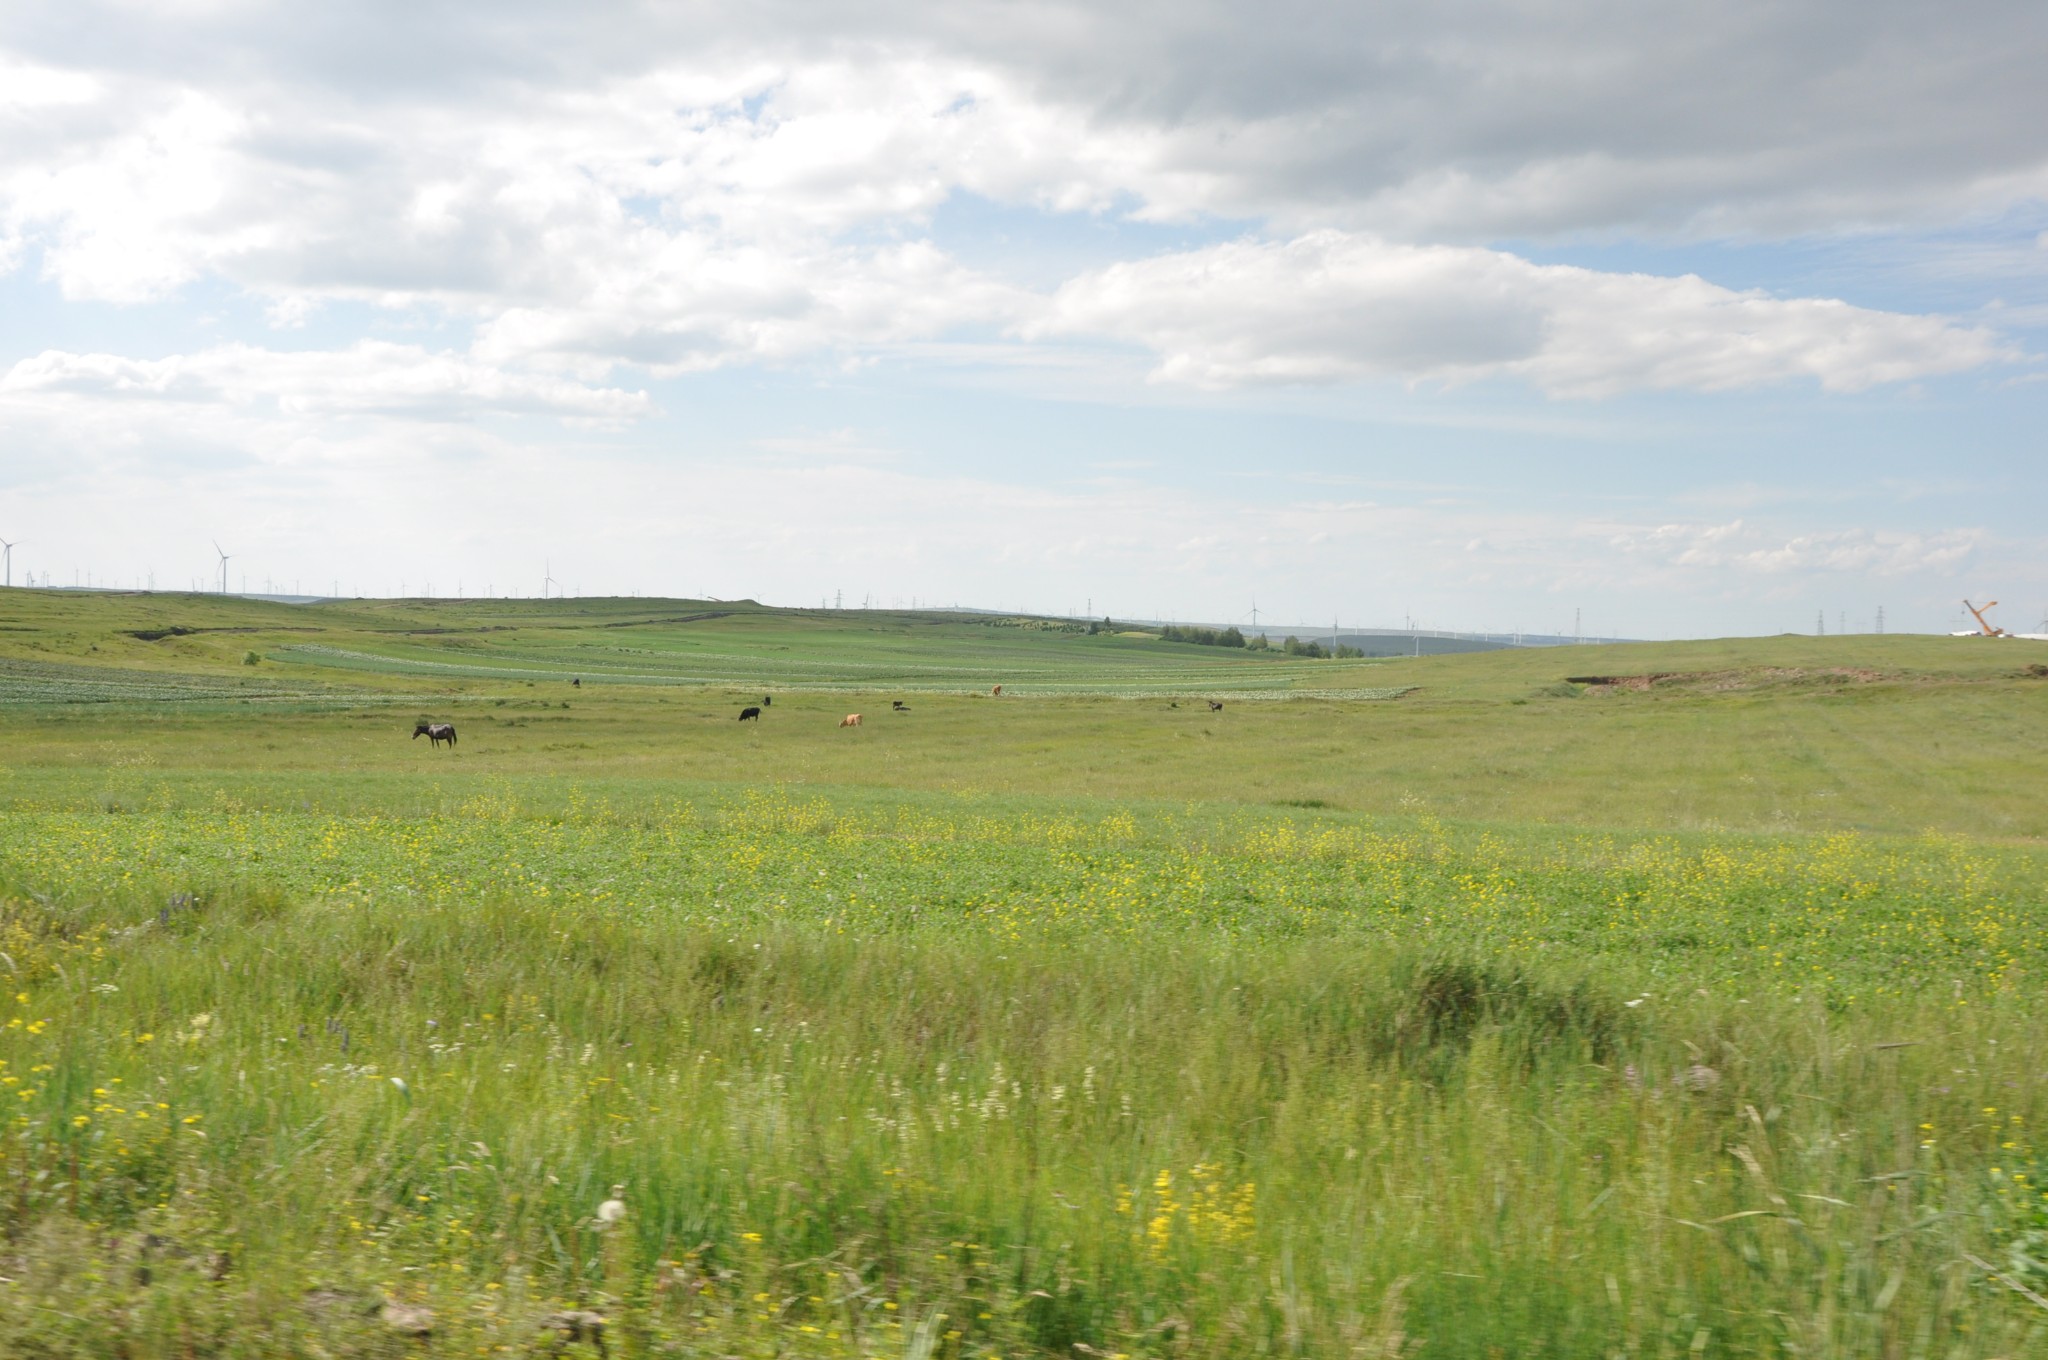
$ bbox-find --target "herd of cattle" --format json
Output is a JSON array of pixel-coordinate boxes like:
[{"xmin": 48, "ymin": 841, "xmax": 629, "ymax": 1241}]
[{"xmin": 413, "ymin": 686, "xmax": 1225, "ymax": 750}]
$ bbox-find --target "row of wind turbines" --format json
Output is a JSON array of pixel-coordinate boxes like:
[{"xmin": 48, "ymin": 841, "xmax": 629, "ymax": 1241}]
[
  {"xmin": 0, "ymin": 535, "xmax": 573, "ymax": 601},
  {"xmin": 0, "ymin": 536, "xmax": 237, "ymax": 593}
]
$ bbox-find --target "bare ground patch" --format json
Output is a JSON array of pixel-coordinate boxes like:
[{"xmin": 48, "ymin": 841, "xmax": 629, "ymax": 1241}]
[{"xmin": 1562, "ymin": 667, "xmax": 1892, "ymax": 693}]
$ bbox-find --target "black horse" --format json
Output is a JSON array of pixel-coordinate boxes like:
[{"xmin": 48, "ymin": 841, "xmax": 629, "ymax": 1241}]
[
  {"xmin": 739, "ymin": 706, "xmax": 762, "ymax": 722},
  {"xmin": 412, "ymin": 721, "xmax": 457, "ymax": 748}
]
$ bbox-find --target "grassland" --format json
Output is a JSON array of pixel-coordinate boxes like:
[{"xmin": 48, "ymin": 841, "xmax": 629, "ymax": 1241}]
[{"xmin": 2, "ymin": 589, "xmax": 2047, "ymax": 1357}]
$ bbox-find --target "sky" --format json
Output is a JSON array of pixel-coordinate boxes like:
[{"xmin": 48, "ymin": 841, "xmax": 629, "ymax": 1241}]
[{"xmin": 1, "ymin": 0, "xmax": 2044, "ymax": 638}]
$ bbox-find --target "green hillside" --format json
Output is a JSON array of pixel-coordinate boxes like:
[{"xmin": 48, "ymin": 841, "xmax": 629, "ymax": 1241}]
[
  {"xmin": 3, "ymin": 588, "xmax": 2048, "ymax": 1357},
  {"xmin": 2, "ymin": 589, "xmax": 2043, "ymax": 839}
]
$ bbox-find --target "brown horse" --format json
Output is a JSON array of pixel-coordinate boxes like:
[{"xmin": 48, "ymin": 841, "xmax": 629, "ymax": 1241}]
[{"xmin": 412, "ymin": 721, "xmax": 457, "ymax": 748}]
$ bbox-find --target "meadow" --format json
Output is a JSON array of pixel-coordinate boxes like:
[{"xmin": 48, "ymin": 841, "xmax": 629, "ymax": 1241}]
[{"xmin": 1, "ymin": 590, "xmax": 2047, "ymax": 1357}]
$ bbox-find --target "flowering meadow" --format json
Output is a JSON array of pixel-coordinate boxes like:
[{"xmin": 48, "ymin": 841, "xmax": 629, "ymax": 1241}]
[
  {"xmin": 0, "ymin": 782, "xmax": 2038, "ymax": 1000},
  {"xmin": 2, "ymin": 594, "xmax": 2047, "ymax": 1355},
  {"xmin": 0, "ymin": 779, "xmax": 2045, "ymax": 1357}
]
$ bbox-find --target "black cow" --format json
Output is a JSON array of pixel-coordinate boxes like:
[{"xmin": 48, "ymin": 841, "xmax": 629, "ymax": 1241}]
[
  {"xmin": 739, "ymin": 706, "xmax": 762, "ymax": 722},
  {"xmin": 572, "ymin": 677, "xmax": 581, "ymax": 687},
  {"xmin": 412, "ymin": 721, "xmax": 457, "ymax": 748},
  {"xmin": 1207, "ymin": 700, "xmax": 1224, "ymax": 711},
  {"xmin": 761, "ymin": 695, "xmax": 772, "ymax": 707},
  {"xmin": 892, "ymin": 700, "xmax": 908, "ymax": 711}
]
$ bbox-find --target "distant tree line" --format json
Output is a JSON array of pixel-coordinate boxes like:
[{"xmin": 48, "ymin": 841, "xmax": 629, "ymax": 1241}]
[
  {"xmin": 1160, "ymin": 624, "xmax": 1247, "ymax": 648},
  {"xmin": 1278, "ymin": 635, "xmax": 1365, "ymax": 659},
  {"xmin": 977, "ymin": 616, "xmax": 1088, "ymax": 633},
  {"xmin": 1154, "ymin": 624, "xmax": 1363, "ymax": 659}
]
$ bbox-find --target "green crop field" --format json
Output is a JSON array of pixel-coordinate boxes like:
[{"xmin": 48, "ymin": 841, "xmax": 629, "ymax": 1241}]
[{"xmin": 2, "ymin": 589, "xmax": 2048, "ymax": 1358}]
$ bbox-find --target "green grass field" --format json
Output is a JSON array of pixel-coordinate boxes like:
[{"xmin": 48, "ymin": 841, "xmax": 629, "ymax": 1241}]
[{"xmin": 2, "ymin": 589, "xmax": 2047, "ymax": 1357}]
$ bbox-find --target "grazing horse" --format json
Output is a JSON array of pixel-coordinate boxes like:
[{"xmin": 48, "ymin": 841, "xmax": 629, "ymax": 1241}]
[
  {"xmin": 412, "ymin": 721, "xmax": 457, "ymax": 748},
  {"xmin": 738, "ymin": 706, "xmax": 761, "ymax": 722},
  {"xmin": 839, "ymin": 713, "xmax": 862, "ymax": 728},
  {"xmin": 991, "ymin": 684, "xmax": 1003, "ymax": 697},
  {"xmin": 1207, "ymin": 700, "xmax": 1224, "ymax": 711}
]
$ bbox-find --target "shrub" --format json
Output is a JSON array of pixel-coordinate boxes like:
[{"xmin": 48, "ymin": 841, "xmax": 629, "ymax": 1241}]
[{"xmin": 1159, "ymin": 624, "xmax": 1246, "ymax": 649}]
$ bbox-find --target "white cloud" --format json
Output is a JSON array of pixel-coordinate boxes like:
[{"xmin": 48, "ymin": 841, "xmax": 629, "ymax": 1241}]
[
  {"xmin": 1, "ymin": 343, "xmax": 650, "ymax": 421},
  {"xmin": 470, "ymin": 240, "xmax": 1031, "ymax": 376},
  {"xmin": 10, "ymin": 1, "xmax": 2047, "ymax": 248},
  {"xmin": 0, "ymin": 22, "xmax": 2031, "ymax": 396},
  {"xmin": 1, "ymin": 370, "xmax": 2034, "ymax": 635},
  {"xmin": 0, "ymin": 4, "xmax": 2041, "ymax": 636},
  {"xmin": 1607, "ymin": 519, "xmax": 1983, "ymax": 577},
  {"xmin": 1038, "ymin": 231, "xmax": 2016, "ymax": 395},
  {"xmin": 0, "ymin": 55, "xmax": 99, "ymax": 111}
]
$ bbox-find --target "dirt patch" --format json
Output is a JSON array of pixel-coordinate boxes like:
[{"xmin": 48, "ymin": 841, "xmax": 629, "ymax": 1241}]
[
  {"xmin": 1565, "ymin": 673, "xmax": 1669, "ymax": 691},
  {"xmin": 595, "ymin": 610, "xmax": 736, "ymax": 629},
  {"xmin": 126, "ymin": 625, "xmax": 325, "ymax": 641},
  {"xmin": 1565, "ymin": 667, "xmax": 1891, "ymax": 693}
]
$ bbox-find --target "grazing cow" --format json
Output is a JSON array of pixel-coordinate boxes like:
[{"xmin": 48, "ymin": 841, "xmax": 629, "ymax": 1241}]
[
  {"xmin": 891, "ymin": 700, "xmax": 908, "ymax": 711},
  {"xmin": 572, "ymin": 677, "xmax": 581, "ymax": 687},
  {"xmin": 412, "ymin": 721, "xmax": 457, "ymax": 748},
  {"xmin": 762, "ymin": 695, "xmax": 772, "ymax": 707},
  {"xmin": 1207, "ymin": 700, "xmax": 1224, "ymax": 711},
  {"xmin": 839, "ymin": 713, "xmax": 862, "ymax": 728},
  {"xmin": 739, "ymin": 706, "xmax": 761, "ymax": 722},
  {"xmin": 991, "ymin": 684, "xmax": 1003, "ymax": 697}
]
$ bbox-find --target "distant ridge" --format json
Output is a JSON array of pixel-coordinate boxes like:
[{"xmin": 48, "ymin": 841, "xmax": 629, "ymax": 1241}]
[
  {"xmin": 1122, "ymin": 623, "xmax": 1635, "ymax": 654},
  {"xmin": 19, "ymin": 587, "xmax": 1634, "ymax": 647}
]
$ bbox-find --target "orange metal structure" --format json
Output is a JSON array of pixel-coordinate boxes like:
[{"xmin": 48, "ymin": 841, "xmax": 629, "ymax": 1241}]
[{"xmin": 1963, "ymin": 599, "xmax": 2011, "ymax": 636}]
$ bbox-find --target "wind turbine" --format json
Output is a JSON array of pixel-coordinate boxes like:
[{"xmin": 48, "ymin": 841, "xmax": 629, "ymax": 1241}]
[
  {"xmin": 543, "ymin": 560, "xmax": 559, "ymax": 599},
  {"xmin": 213, "ymin": 541, "xmax": 232, "ymax": 595},
  {"xmin": 0, "ymin": 537, "xmax": 15, "ymax": 589}
]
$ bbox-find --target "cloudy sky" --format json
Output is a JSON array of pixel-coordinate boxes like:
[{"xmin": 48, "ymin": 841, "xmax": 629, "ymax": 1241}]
[{"xmin": 2, "ymin": 0, "xmax": 2044, "ymax": 637}]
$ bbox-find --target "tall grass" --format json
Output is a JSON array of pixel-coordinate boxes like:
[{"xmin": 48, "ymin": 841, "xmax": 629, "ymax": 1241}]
[
  {"xmin": 1, "ymin": 782, "xmax": 2039, "ymax": 1001},
  {"xmin": 1, "ymin": 794, "xmax": 2045, "ymax": 1354}
]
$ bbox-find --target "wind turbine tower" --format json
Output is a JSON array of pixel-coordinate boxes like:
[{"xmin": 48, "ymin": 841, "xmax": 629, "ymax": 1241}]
[
  {"xmin": 0, "ymin": 537, "xmax": 15, "ymax": 589},
  {"xmin": 213, "ymin": 541, "xmax": 232, "ymax": 595}
]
